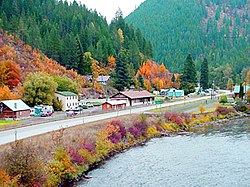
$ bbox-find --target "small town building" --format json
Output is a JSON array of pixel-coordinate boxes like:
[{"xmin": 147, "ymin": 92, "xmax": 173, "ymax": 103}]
[
  {"xmin": 167, "ymin": 89, "xmax": 184, "ymax": 97},
  {"xmin": 55, "ymin": 91, "xmax": 79, "ymax": 111},
  {"xmin": 0, "ymin": 99, "xmax": 30, "ymax": 119},
  {"xmin": 102, "ymin": 100, "xmax": 127, "ymax": 110},
  {"xmin": 233, "ymin": 85, "xmax": 250, "ymax": 98},
  {"xmin": 161, "ymin": 88, "xmax": 184, "ymax": 97},
  {"xmin": 110, "ymin": 90, "xmax": 154, "ymax": 106},
  {"xmin": 96, "ymin": 76, "xmax": 111, "ymax": 85}
]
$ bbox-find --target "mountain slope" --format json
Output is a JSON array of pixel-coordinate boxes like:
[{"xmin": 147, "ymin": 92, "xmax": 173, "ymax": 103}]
[
  {"xmin": 126, "ymin": 0, "xmax": 249, "ymax": 76},
  {"xmin": 0, "ymin": 30, "xmax": 79, "ymax": 80},
  {"xmin": 0, "ymin": 0, "xmax": 153, "ymax": 74}
]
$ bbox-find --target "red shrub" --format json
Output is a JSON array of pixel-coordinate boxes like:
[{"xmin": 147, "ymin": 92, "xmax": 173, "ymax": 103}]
[
  {"xmin": 67, "ymin": 147, "xmax": 85, "ymax": 165},
  {"xmin": 111, "ymin": 120, "xmax": 127, "ymax": 138},
  {"xmin": 164, "ymin": 112, "xmax": 184, "ymax": 126},
  {"xmin": 216, "ymin": 106, "xmax": 235, "ymax": 115}
]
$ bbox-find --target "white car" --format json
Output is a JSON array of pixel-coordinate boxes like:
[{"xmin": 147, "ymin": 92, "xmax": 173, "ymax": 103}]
[{"xmin": 30, "ymin": 108, "xmax": 35, "ymax": 116}]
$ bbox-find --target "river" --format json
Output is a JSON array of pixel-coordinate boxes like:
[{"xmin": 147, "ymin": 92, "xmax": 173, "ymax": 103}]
[{"xmin": 77, "ymin": 117, "xmax": 250, "ymax": 187}]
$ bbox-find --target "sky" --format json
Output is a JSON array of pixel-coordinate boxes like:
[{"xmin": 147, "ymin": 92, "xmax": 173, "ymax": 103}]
[{"xmin": 67, "ymin": 0, "xmax": 145, "ymax": 23}]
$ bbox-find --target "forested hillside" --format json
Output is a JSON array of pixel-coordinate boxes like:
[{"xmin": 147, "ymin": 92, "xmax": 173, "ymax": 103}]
[
  {"xmin": 0, "ymin": 0, "xmax": 153, "ymax": 74},
  {"xmin": 126, "ymin": 0, "xmax": 249, "ymax": 87}
]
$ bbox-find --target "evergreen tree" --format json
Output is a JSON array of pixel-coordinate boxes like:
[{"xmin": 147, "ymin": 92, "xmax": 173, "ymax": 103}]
[
  {"xmin": 171, "ymin": 74, "xmax": 175, "ymax": 88},
  {"xmin": 0, "ymin": 0, "xmax": 153, "ymax": 75},
  {"xmin": 181, "ymin": 54, "xmax": 197, "ymax": 83},
  {"xmin": 200, "ymin": 57, "xmax": 209, "ymax": 89},
  {"xmin": 76, "ymin": 35, "xmax": 84, "ymax": 74},
  {"xmin": 138, "ymin": 74, "xmax": 144, "ymax": 89},
  {"xmin": 180, "ymin": 54, "xmax": 197, "ymax": 94},
  {"xmin": 114, "ymin": 49, "xmax": 130, "ymax": 91}
]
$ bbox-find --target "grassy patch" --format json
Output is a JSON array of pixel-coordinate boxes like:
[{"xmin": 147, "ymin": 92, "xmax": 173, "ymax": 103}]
[
  {"xmin": 193, "ymin": 107, "xmax": 216, "ymax": 114},
  {"xmin": 0, "ymin": 119, "xmax": 19, "ymax": 127},
  {"xmin": 192, "ymin": 104, "xmax": 234, "ymax": 114}
]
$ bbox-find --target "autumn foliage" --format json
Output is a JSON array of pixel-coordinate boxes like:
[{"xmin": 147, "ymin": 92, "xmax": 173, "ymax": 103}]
[
  {"xmin": 0, "ymin": 86, "xmax": 20, "ymax": 100},
  {"xmin": 0, "ymin": 31, "xmax": 85, "ymax": 99},
  {"xmin": 136, "ymin": 60, "xmax": 175, "ymax": 91},
  {"xmin": 0, "ymin": 108, "xmax": 238, "ymax": 186}
]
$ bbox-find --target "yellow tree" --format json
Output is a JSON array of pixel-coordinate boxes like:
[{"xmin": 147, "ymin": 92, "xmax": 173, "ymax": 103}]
[
  {"xmin": 0, "ymin": 86, "xmax": 20, "ymax": 100},
  {"xmin": 107, "ymin": 56, "xmax": 116, "ymax": 73},
  {"xmin": 117, "ymin": 28, "xmax": 124, "ymax": 43}
]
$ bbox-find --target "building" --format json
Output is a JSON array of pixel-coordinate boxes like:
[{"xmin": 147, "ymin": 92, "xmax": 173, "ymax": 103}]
[
  {"xmin": 55, "ymin": 91, "xmax": 79, "ymax": 111},
  {"xmin": 96, "ymin": 76, "xmax": 111, "ymax": 85},
  {"xmin": 167, "ymin": 89, "xmax": 184, "ymax": 97},
  {"xmin": 160, "ymin": 88, "xmax": 184, "ymax": 97},
  {"xmin": 102, "ymin": 100, "xmax": 127, "ymax": 110},
  {"xmin": 0, "ymin": 99, "xmax": 30, "ymax": 119},
  {"xmin": 233, "ymin": 85, "xmax": 250, "ymax": 98},
  {"xmin": 110, "ymin": 90, "xmax": 154, "ymax": 106}
]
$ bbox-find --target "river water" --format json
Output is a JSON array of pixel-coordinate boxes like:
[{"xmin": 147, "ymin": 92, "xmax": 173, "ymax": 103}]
[{"xmin": 77, "ymin": 117, "xmax": 250, "ymax": 187}]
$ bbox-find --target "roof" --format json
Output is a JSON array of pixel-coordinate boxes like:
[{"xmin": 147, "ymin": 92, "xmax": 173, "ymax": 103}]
[
  {"xmin": 0, "ymin": 99, "xmax": 30, "ymax": 112},
  {"xmin": 114, "ymin": 90, "xmax": 154, "ymax": 99},
  {"xmin": 168, "ymin": 89, "xmax": 184, "ymax": 93},
  {"xmin": 96, "ymin": 76, "xmax": 111, "ymax": 82},
  {"xmin": 56, "ymin": 91, "xmax": 78, "ymax": 96},
  {"xmin": 103, "ymin": 100, "xmax": 127, "ymax": 105}
]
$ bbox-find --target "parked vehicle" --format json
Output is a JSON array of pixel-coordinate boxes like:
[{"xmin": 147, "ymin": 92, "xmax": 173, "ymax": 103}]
[
  {"xmin": 30, "ymin": 108, "xmax": 35, "ymax": 116},
  {"xmin": 41, "ymin": 111, "xmax": 53, "ymax": 117},
  {"xmin": 66, "ymin": 110, "xmax": 77, "ymax": 117},
  {"xmin": 33, "ymin": 105, "xmax": 54, "ymax": 117}
]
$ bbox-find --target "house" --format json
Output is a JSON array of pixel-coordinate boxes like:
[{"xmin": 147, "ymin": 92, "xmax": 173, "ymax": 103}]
[
  {"xmin": 233, "ymin": 85, "xmax": 250, "ymax": 98},
  {"xmin": 102, "ymin": 100, "xmax": 127, "ymax": 110},
  {"xmin": 160, "ymin": 88, "xmax": 184, "ymax": 97},
  {"xmin": 110, "ymin": 90, "xmax": 154, "ymax": 106},
  {"xmin": 96, "ymin": 76, "xmax": 111, "ymax": 85},
  {"xmin": 0, "ymin": 99, "xmax": 30, "ymax": 119},
  {"xmin": 167, "ymin": 89, "xmax": 184, "ymax": 97},
  {"xmin": 55, "ymin": 91, "xmax": 79, "ymax": 111}
]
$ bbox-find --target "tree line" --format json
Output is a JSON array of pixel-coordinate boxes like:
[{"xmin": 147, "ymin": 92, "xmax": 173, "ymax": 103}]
[
  {"xmin": 126, "ymin": 0, "xmax": 249, "ymax": 89},
  {"xmin": 0, "ymin": 0, "xmax": 153, "ymax": 75}
]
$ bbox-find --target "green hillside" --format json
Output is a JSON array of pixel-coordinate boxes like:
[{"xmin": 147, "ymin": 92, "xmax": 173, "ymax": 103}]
[
  {"xmin": 126, "ymin": 0, "xmax": 249, "ymax": 87},
  {"xmin": 0, "ymin": 0, "xmax": 153, "ymax": 74}
]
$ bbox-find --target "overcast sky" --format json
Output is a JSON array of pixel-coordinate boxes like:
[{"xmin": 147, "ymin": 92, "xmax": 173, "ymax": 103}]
[{"xmin": 67, "ymin": 0, "xmax": 145, "ymax": 23}]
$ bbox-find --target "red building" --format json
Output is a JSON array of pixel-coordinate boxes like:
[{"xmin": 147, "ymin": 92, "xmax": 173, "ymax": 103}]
[
  {"xmin": 102, "ymin": 100, "xmax": 126, "ymax": 111},
  {"xmin": 0, "ymin": 100, "xmax": 31, "ymax": 119}
]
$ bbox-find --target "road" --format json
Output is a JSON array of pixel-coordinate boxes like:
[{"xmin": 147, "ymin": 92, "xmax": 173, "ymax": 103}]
[{"xmin": 0, "ymin": 92, "xmax": 230, "ymax": 145}]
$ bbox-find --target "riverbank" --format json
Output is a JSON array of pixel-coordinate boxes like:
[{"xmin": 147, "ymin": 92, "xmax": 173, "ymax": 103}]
[
  {"xmin": 77, "ymin": 117, "xmax": 250, "ymax": 187},
  {"xmin": 0, "ymin": 104, "xmax": 246, "ymax": 186}
]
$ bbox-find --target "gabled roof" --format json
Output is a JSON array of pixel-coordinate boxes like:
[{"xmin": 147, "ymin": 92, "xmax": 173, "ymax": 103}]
[
  {"xmin": 96, "ymin": 76, "xmax": 111, "ymax": 82},
  {"xmin": 56, "ymin": 91, "xmax": 78, "ymax": 96},
  {"xmin": 0, "ymin": 99, "xmax": 30, "ymax": 112},
  {"xmin": 112, "ymin": 90, "xmax": 154, "ymax": 99}
]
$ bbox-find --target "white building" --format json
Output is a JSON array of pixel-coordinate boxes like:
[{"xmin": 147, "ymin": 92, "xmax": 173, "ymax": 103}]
[
  {"xmin": 55, "ymin": 91, "xmax": 79, "ymax": 111},
  {"xmin": 96, "ymin": 76, "xmax": 111, "ymax": 85}
]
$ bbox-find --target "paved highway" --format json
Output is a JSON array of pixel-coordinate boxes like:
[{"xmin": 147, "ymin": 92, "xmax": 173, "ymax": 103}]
[{"xmin": 0, "ymin": 92, "xmax": 230, "ymax": 145}]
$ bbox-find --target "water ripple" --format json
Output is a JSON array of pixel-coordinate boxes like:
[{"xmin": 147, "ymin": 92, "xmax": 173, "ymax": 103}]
[{"xmin": 77, "ymin": 118, "xmax": 250, "ymax": 187}]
